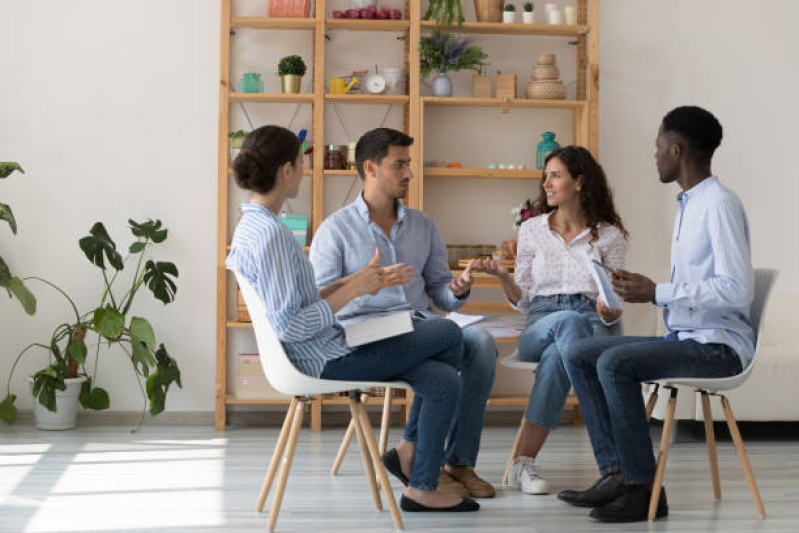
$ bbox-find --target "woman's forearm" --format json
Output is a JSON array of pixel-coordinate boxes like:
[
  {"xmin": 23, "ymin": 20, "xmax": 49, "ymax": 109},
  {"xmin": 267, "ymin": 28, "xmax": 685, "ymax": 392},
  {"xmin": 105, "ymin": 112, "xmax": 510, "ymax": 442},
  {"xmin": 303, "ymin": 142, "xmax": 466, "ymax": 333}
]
[{"xmin": 499, "ymin": 273, "xmax": 523, "ymax": 305}]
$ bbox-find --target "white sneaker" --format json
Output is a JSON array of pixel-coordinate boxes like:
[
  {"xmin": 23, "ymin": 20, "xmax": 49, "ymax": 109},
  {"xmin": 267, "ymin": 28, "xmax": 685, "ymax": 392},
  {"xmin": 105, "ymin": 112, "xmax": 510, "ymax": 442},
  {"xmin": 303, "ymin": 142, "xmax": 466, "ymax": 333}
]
[{"xmin": 508, "ymin": 455, "xmax": 550, "ymax": 495}]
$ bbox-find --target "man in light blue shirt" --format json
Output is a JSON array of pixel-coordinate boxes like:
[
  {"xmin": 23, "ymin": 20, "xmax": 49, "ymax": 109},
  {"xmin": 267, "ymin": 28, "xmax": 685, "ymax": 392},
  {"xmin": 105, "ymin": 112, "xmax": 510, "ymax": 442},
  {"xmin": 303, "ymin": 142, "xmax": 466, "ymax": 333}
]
[
  {"xmin": 557, "ymin": 107, "xmax": 753, "ymax": 522},
  {"xmin": 310, "ymin": 128, "xmax": 497, "ymax": 499}
]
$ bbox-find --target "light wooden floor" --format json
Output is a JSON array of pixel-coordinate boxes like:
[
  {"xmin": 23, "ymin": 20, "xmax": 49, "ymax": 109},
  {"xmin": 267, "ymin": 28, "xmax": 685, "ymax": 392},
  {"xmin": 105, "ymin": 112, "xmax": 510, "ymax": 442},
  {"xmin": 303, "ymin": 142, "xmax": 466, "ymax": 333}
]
[{"xmin": 1, "ymin": 422, "xmax": 798, "ymax": 533}]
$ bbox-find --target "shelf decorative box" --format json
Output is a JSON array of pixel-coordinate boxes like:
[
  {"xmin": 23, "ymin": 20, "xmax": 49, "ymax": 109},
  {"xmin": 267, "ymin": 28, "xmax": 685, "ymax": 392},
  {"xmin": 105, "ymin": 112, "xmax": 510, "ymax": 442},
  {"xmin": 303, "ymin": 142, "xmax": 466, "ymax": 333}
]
[
  {"xmin": 235, "ymin": 354, "xmax": 284, "ymax": 399},
  {"xmin": 279, "ymin": 212, "xmax": 308, "ymax": 246},
  {"xmin": 497, "ymin": 73, "xmax": 517, "ymax": 99},
  {"xmin": 472, "ymin": 74, "xmax": 492, "ymax": 98},
  {"xmin": 268, "ymin": 0, "xmax": 311, "ymax": 18}
]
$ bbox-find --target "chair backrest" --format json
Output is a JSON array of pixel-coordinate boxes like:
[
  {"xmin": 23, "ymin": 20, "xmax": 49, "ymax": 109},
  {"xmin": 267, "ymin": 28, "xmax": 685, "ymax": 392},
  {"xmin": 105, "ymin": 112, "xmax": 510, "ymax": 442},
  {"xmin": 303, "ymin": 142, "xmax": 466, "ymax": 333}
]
[
  {"xmin": 233, "ymin": 271, "xmax": 317, "ymax": 396},
  {"xmin": 750, "ymin": 268, "xmax": 779, "ymax": 356}
]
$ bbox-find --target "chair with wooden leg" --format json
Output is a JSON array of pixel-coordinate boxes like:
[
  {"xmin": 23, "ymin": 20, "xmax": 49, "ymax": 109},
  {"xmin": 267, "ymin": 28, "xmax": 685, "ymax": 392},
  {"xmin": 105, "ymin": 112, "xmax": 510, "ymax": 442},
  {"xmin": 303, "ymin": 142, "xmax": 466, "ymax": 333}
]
[
  {"xmin": 331, "ymin": 387, "xmax": 396, "ymax": 475},
  {"xmin": 644, "ymin": 268, "xmax": 778, "ymax": 521},
  {"xmin": 498, "ymin": 350, "xmax": 538, "ymax": 485},
  {"xmin": 235, "ymin": 272, "xmax": 409, "ymax": 532}
]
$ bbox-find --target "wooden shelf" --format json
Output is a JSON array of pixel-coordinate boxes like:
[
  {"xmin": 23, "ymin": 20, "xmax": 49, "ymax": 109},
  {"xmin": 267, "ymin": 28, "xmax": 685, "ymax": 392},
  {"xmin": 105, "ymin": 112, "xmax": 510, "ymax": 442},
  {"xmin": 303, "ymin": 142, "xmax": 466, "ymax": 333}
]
[
  {"xmin": 420, "ymin": 20, "xmax": 588, "ymax": 36},
  {"xmin": 230, "ymin": 92, "xmax": 314, "ymax": 104},
  {"xmin": 227, "ymin": 321, "xmax": 253, "ymax": 328},
  {"xmin": 425, "ymin": 167, "xmax": 542, "ymax": 179},
  {"xmin": 325, "ymin": 94, "xmax": 409, "ymax": 105},
  {"xmin": 324, "ymin": 169, "xmax": 358, "ymax": 176},
  {"xmin": 226, "ymin": 395, "xmax": 291, "ymax": 405},
  {"xmin": 325, "ymin": 19, "xmax": 410, "ymax": 32},
  {"xmin": 423, "ymin": 96, "xmax": 586, "ymax": 110},
  {"xmin": 231, "ymin": 17, "xmax": 316, "ymax": 30},
  {"xmin": 227, "ymin": 167, "xmax": 312, "ymax": 176}
]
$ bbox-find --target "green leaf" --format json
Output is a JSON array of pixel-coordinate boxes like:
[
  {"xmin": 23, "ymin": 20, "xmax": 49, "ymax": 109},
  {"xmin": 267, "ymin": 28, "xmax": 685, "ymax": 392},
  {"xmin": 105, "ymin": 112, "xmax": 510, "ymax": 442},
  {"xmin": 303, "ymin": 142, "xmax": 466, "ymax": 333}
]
[
  {"xmin": 79, "ymin": 222, "xmax": 124, "ymax": 271},
  {"xmin": 0, "ymin": 202, "xmax": 16, "ymax": 234},
  {"xmin": 129, "ymin": 241, "xmax": 146, "ymax": 254},
  {"xmin": 33, "ymin": 366, "xmax": 66, "ymax": 412},
  {"xmin": 7, "ymin": 277, "xmax": 36, "ymax": 315},
  {"xmin": 0, "ymin": 255, "xmax": 10, "ymax": 288},
  {"xmin": 131, "ymin": 340, "xmax": 154, "ymax": 377},
  {"xmin": 67, "ymin": 339, "xmax": 87, "ymax": 365},
  {"xmin": 94, "ymin": 305, "xmax": 125, "ymax": 339},
  {"xmin": 79, "ymin": 380, "xmax": 110, "ymax": 411},
  {"xmin": 142, "ymin": 261, "xmax": 179, "ymax": 304},
  {"xmin": 0, "ymin": 162, "xmax": 24, "ymax": 179},
  {"xmin": 129, "ymin": 317, "xmax": 156, "ymax": 348},
  {"xmin": 146, "ymin": 344, "xmax": 182, "ymax": 415},
  {"xmin": 129, "ymin": 219, "xmax": 167, "ymax": 243},
  {"xmin": 0, "ymin": 394, "xmax": 18, "ymax": 424}
]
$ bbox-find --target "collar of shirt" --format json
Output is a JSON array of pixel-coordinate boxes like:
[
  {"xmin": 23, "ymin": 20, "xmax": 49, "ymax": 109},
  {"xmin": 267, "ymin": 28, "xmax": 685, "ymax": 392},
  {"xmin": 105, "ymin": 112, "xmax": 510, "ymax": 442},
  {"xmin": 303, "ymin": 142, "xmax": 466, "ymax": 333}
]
[
  {"xmin": 240, "ymin": 202, "xmax": 278, "ymax": 219},
  {"xmin": 676, "ymin": 175, "xmax": 718, "ymax": 204},
  {"xmin": 539, "ymin": 210, "xmax": 591, "ymax": 245},
  {"xmin": 353, "ymin": 193, "xmax": 406, "ymax": 238}
]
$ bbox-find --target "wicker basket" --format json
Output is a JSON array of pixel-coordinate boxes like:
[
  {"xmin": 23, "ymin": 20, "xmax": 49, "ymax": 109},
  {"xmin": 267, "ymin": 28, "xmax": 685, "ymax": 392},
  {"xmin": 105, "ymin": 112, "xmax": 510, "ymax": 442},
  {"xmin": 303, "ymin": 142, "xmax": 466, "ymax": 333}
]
[
  {"xmin": 268, "ymin": 0, "xmax": 311, "ymax": 18},
  {"xmin": 537, "ymin": 53, "xmax": 557, "ymax": 65},
  {"xmin": 474, "ymin": 0, "xmax": 503, "ymax": 23},
  {"xmin": 530, "ymin": 64, "xmax": 560, "ymax": 81},
  {"xmin": 526, "ymin": 80, "xmax": 567, "ymax": 99}
]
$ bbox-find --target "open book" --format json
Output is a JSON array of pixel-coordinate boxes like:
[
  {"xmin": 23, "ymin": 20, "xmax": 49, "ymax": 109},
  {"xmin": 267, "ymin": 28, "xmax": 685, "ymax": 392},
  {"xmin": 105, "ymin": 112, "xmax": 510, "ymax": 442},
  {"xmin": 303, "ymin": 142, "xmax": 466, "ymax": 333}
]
[
  {"xmin": 343, "ymin": 310, "xmax": 414, "ymax": 347},
  {"xmin": 445, "ymin": 312, "xmax": 486, "ymax": 329}
]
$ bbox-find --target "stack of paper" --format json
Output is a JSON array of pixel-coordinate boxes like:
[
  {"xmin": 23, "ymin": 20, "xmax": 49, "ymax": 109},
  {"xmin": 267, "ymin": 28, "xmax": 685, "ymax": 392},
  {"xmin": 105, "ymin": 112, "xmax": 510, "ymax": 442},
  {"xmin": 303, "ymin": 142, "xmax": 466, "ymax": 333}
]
[{"xmin": 445, "ymin": 312, "xmax": 486, "ymax": 329}]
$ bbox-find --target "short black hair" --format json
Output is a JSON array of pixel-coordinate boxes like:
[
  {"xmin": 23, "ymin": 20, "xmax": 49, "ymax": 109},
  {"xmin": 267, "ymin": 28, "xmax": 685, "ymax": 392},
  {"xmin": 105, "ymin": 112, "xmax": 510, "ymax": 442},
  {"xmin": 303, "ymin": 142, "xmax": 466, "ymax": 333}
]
[
  {"xmin": 232, "ymin": 125, "xmax": 300, "ymax": 194},
  {"xmin": 661, "ymin": 106, "xmax": 723, "ymax": 160},
  {"xmin": 355, "ymin": 128, "xmax": 413, "ymax": 179}
]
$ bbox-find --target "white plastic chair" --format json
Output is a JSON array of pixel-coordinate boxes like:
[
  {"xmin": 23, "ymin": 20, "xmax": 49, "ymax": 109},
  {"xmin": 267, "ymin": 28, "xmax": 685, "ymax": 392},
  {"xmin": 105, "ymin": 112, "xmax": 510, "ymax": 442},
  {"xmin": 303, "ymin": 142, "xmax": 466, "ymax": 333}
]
[
  {"xmin": 499, "ymin": 351, "xmax": 538, "ymax": 484},
  {"xmin": 644, "ymin": 268, "xmax": 778, "ymax": 520},
  {"xmin": 234, "ymin": 272, "xmax": 410, "ymax": 531}
]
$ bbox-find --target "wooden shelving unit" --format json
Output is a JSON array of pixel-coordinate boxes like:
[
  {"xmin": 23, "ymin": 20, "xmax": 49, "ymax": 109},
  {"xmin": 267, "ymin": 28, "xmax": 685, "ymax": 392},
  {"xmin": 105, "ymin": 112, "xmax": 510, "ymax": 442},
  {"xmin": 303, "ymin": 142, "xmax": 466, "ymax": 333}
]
[{"xmin": 216, "ymin": 0, "xmax": 599, "ymax": 430}]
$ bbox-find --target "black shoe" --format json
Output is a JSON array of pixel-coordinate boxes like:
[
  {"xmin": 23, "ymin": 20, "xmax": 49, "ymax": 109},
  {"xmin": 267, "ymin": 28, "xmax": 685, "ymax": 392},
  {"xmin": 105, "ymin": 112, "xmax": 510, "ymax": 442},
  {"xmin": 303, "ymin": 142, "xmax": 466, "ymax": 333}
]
[
  {"xmin": 381, "ymin": 448, "xmax": 409, "ymax": 486},
  {"xmin": 557, "ymin": 474, "xmax": 628, "ymax": 508},
  {"xmin": 400, "ymin": 495, "xmax": 480, "ymax": 512},
  {"xmin": 589, "ymin": 485, "xmax": 669, "ymax": 523}
]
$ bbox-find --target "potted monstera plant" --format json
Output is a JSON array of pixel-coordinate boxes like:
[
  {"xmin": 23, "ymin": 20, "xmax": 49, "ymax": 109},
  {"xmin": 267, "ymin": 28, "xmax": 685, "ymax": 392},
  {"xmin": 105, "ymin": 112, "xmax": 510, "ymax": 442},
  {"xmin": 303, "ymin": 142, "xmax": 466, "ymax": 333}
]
[
  {"xmin": 0, "ymin": 162, "xmax": 36, "ymax": 315},
  {"xmin": 0, "ymin": 218, "xmax": 182, "ymax": 430}
]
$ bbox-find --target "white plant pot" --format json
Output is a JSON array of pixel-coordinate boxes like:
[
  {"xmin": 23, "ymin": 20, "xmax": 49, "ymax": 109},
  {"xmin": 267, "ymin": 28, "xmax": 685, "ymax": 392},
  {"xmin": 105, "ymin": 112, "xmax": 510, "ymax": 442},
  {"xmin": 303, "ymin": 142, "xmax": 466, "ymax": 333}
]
[
  {"xmin": 522, "ymin": 12, "xmax": 534, "ymax": 24},
  {"xmin": 29, "ymin": 376, "xmax": 87, "ymax": 430},
  {"xmin": 502, "ymin": 11, "xmax": 516, "ymax": 23}
]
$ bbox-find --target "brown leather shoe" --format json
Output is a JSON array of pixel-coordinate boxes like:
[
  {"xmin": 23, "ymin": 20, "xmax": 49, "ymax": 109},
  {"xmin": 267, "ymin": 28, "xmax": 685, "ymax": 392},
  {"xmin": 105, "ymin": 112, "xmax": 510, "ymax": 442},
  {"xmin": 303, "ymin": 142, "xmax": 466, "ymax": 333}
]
[
  {"xmin": 437, "ymin": 470, "xmax": 469, "ymax": 497},
  {"xmin": 447, "ymin": 467, "xmax": 496, "ymax": 499}
]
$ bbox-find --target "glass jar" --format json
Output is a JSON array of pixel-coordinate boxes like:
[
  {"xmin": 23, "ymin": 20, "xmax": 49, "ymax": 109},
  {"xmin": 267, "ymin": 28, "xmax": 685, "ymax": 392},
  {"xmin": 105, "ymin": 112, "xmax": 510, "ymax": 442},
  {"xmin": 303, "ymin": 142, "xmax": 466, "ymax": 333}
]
[
  {"xmin": 536, "ymin": 131, "xmax": 560, "ymax": 170},
  {"xmin": 347, "ymin": 142, "xmax": 357, "ymax": 170},
  {"xmin": 239, "ymin": 72, "xmax": 264, "ymax": 93},
  {"xmin": 324, "ymin": 145, "xmax": 348, "ymax": 170}
]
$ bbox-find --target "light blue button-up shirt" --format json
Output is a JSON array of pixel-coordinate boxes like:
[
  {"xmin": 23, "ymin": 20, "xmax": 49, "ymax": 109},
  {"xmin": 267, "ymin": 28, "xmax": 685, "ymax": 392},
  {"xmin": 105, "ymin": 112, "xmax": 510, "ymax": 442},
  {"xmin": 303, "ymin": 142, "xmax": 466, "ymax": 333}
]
[
  {"xmin": 310, "ymin": 194, "xmax": 465, "ymax": 324},
  {"xmin": 654, "ymin": 176, "xmax": 755, "ymax": 367},
  {"xmin": 226, "ymin": 204, "xmax": 352, "ymax": 378}
]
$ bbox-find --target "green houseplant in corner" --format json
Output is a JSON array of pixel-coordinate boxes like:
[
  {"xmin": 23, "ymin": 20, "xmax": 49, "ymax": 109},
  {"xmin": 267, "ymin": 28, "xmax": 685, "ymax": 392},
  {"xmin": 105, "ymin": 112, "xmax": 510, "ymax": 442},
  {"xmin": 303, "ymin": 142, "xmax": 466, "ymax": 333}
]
[
  {"xmin": 0, "ymin": 218, "xmax": 182, "ymax": 430},
  {"xmin": 424, "ymin": 0, "xmax": 464, "ymax": 26},
  {"xmin": 278, "ymin": 55, "xmax": 307, "ymax": 94},
  {"xmin": 0, "ymin": 162, "xmax": 36, "ymax": 315}
]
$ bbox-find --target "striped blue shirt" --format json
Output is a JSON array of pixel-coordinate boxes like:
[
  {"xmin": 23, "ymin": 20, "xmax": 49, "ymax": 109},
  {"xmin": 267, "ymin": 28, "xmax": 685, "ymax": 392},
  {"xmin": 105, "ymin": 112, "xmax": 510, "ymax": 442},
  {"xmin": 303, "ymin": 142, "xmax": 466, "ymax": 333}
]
[
  {"xmin": 655, "ymin": 176, "xmax": 755, "ymax": 367},
  {"xmin": 310, "ymin": 193, "xmax": 465, "ymax": 324},
  {"xmin": 226, "ymin": 203, "xmax": 352, "ymax": 377}
]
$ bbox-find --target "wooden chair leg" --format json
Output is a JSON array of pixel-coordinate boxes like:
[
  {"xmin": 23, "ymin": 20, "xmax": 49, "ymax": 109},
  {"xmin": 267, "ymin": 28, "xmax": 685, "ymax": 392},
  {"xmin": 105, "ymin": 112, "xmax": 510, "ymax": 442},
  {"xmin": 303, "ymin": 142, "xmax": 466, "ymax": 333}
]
[
  {"xmin": 267, "ymin": 400, "xmax": 305, "ymax": 532},
  {"xmin": 349, "ymin": 396, "xmax": 382, "ymax": 511},
  {"xmin": 356, "ymin": 401, "xmax": 404, "ymax": 531},
  {"xmin": 649, "ymin": 387, "xmax": 678, "ymax": 521},
  {"xmin": 700, "ymin": 392, "xmax": 722, "ymax": 500},
  {"xmin": 645, "ymin": 383, "xmax": 660, "ymax": 422},
  {"xmin": 256, "ymin": 398, "xmax": 297, "ymax": 512},
  {"xmin": 330, "ymin": 418, "xmax": 356, "ymax": 475},
  {"xmin": 502, "ymin": 417, "xmax": 526, "ymax": 485},
  {"xmin": 721, "ymin": 396, "xmax": 766, "ymax": 518},
  {"xmin": 379, "ymin": 387, "xmax": 393, "ymax": 455}
]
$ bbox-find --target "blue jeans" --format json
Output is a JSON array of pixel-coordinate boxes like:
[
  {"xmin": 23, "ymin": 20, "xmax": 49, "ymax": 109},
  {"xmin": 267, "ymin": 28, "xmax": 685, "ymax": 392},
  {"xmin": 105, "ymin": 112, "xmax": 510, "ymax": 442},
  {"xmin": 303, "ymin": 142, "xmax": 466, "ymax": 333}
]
[
  {"xmin": 402, "ymin": 324, "xmax": 497, "ymax": 467},
  {"xmin": 517, "ymin": 294, "xmax": 618, "ymax": 430},
  {"xmin": 320, "ymin": 319, "xmax": 464, "ymax": 491},
  {"xmin": 562, "ymin": 335, "xmax": 743, "ymax": 484}
]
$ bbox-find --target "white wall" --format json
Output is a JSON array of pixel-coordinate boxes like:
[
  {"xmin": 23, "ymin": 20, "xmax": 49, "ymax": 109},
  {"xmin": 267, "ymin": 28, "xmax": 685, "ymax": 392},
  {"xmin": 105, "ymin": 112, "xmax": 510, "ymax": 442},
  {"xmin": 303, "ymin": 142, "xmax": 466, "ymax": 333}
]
[{"xmin": 1, "ymin": 0, "xmax": 797, "ymax": 414}]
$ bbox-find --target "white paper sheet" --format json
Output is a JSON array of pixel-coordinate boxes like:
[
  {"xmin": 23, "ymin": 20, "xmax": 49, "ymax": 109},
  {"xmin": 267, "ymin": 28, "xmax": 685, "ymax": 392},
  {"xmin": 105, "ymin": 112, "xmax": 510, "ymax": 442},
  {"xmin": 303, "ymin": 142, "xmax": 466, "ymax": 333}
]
[
  {"xmin": 445, "ymin": 312, "xmax": 486, "ymax": 329},
  {"xmin": 582, "ymin": 252, "xmax": 623, "ymax": 310}
]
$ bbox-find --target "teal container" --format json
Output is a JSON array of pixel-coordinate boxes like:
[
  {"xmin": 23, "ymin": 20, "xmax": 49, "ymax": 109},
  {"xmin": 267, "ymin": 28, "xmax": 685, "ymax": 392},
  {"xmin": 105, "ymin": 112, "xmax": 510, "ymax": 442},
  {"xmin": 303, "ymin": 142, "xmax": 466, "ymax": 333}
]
[
  {"xmin": 536, "ymin": 132, "xmax": 560, "ymax": 170},
  {"xmin": 240, "ymin": 72, "xmax": 264, "ymax": 93},
  {"xmin": 279, "ymin": 212, "xmax": 308, "ymax": 246}
]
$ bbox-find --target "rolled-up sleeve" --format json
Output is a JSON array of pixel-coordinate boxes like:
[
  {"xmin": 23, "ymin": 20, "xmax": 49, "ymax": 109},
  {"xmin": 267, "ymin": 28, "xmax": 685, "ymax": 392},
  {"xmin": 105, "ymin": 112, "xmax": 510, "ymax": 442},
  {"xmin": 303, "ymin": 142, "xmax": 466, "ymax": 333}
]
[{"xmin": 510, "ymin": 224, "xmax": 536, "ymax": 312}]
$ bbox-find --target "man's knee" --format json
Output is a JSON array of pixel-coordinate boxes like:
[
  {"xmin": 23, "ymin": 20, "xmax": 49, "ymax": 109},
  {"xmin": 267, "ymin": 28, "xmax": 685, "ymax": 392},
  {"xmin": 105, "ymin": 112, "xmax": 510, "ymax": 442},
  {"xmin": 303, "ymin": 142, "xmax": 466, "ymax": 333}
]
[{"xmin": 463, "ymin": 327, "xmax": 498, "ymax": 365}]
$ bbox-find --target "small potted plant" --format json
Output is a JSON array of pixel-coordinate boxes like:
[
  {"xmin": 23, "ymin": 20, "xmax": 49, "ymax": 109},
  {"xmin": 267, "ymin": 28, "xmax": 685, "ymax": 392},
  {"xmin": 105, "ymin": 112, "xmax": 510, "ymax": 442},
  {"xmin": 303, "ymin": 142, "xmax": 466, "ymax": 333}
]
[
  {"xmin": 277, "ymin": 55, "xmax": 307, "ymax": 94},
  {"xmin": 522, "ymin": 2, "xmax": 534, "ymax": 23},
  {"xmin": 502, "ymin": 3, "xmax": 516, "ymax": 23},
  {"xmin": 419, "ymin": 30, "xmax": 488, "ymax": 97},
  {"xmin": 229, "ymin": 130, "xmax": 248, "ymax": 161}
]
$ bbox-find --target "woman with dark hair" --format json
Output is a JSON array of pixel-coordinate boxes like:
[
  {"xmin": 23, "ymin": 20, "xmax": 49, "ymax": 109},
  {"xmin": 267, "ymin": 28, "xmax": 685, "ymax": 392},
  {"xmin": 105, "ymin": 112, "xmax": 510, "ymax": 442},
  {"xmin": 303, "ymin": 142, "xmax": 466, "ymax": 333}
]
[
  {"xmin": 472, "ymin": 145, "xmax": 628, "ymax": 495},
  {"xmin": 226, "ymin": 125, "xmax": 478, "ymax": 513}
]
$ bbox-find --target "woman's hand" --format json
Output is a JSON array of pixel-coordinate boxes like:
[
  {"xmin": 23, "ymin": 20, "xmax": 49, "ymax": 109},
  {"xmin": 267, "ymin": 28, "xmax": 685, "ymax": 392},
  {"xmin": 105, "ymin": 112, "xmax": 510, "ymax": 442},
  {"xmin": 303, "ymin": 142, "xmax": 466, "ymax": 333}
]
[
  {"xmin": 596, "ymin": 297, "xmax": 622, "ymax": 323},
  {"xmin": 471, "ymin": 258, "xmax": 510, "ymax": 279}
]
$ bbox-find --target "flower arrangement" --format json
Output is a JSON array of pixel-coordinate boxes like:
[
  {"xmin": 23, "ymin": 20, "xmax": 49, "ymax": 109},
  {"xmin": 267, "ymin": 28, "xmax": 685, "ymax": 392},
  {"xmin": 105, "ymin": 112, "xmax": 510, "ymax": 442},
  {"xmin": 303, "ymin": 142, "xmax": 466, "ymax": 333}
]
[
  {"xmin": 419, "ymin": 30, "xmax": 488, "ymax": 78},
  {"xmin": 512, "ymin": 198, "xmax": 534, "ymax": 230}
]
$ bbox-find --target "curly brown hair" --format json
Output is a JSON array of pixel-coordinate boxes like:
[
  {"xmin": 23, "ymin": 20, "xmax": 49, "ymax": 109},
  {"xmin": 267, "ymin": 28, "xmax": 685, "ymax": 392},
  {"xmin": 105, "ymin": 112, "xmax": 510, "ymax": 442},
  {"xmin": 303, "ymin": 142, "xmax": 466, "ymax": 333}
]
[{"xmin": 530, "ymin": 145, "xmax": 628, "ymax": 243}]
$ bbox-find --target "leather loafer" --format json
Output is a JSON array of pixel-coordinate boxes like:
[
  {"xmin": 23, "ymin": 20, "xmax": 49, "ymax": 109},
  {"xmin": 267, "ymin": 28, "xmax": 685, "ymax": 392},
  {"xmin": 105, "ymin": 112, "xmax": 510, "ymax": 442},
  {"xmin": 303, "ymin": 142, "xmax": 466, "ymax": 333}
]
[
  {"xmin": 400, "ymin": 495, "xmax": 480, "ymax": 512},
  {"xmin": 589, "ymin": 485, "xmax": 668, "ymax": 523},
  {"xmin": 557, "ymin": 474, "xmax": 628, "ymax": 508},
  {"xmin": 381, "ymin": 448, "xmax": 409, "ymax": 486}
]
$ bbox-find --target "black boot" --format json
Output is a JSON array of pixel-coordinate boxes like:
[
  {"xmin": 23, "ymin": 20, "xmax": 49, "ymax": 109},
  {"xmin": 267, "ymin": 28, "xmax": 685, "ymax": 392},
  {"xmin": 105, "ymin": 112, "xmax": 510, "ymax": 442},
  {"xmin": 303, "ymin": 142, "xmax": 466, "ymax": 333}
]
[
  {"xmin": 557, "ymin": 474, "xmax": 628, "ymax": 508},
  {"xmin": 589, "ymin": 485, "xmax": 669, "ymax": 523}
]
